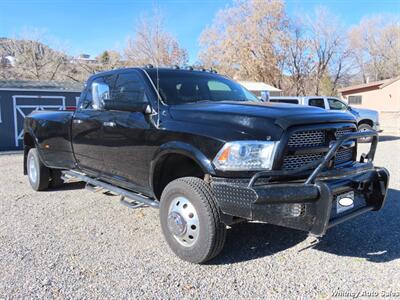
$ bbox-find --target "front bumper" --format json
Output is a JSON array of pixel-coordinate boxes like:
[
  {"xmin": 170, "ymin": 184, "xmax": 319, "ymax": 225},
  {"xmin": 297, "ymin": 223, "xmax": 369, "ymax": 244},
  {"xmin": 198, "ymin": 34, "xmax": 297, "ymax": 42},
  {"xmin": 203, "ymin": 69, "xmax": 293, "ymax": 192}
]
[{"xmin": 211, "ymin": 131, "xmax": 390, "ymax": 236}]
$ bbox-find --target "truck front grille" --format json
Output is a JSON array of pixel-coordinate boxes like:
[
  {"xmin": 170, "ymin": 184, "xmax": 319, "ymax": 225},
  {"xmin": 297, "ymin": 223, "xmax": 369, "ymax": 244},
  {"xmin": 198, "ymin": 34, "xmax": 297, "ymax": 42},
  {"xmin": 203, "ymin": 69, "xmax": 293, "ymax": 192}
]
[
  {"xmin": 282, "ymin": 126, "xmax": 356, "ymax": 171},
  {"xmin": 336, "ymin": 128, "xmax": 354, "ymax": 138},
  {"xmin": 283, "ymin": 152, "xmax": 324, "ymax": 170},
  {"xmin": 335, "ymin": 148, "xmax": 353, "ymax": 165},
  {"xmin": 282, "ymin": 149, "xmax": 354, "ymax": 170},
  {"xmin": 287, "ymin": 129, "xmax": 326, "ymax": 148}
]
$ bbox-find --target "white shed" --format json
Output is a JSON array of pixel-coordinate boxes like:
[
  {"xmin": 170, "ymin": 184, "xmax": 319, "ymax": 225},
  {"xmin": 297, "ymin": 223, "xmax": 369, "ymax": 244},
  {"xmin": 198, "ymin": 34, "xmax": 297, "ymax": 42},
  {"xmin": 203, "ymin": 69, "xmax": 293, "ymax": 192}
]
[{"xmin": 239, "ymin": 81, "xmax": 282, "ymax": 97}]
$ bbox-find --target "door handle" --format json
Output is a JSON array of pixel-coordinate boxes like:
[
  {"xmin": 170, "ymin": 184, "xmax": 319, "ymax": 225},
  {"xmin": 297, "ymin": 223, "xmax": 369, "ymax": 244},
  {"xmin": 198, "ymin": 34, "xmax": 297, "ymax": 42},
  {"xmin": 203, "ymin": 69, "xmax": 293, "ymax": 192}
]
[
  {"xmin": 73, "ymin": 119, "xmax": 83, "ymax": 124},
  {"xmin": 103, "ymin": 121, "xmax": 116, "ymax": 127}
]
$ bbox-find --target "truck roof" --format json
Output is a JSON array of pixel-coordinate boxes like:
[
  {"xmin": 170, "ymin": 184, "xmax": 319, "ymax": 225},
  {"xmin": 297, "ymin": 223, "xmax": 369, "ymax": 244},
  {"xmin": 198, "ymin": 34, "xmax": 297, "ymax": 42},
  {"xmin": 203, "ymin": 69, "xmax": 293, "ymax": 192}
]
[{"xmin": 90, "ymin": 66, "xmax": 219, "ymax": 79}]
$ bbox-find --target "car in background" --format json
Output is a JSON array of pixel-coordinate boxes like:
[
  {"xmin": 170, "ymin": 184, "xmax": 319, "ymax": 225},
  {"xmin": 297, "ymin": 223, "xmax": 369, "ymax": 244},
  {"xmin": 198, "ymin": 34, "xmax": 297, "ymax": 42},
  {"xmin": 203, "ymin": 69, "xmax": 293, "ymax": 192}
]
[{"xmin": 268, "ymin": 96, "xmax": 380, "ymax": 142}]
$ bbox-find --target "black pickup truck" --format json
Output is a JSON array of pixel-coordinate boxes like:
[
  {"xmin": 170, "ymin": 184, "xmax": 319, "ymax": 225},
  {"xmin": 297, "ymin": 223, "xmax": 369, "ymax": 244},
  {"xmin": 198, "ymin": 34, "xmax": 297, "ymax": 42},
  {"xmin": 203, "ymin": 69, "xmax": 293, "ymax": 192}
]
[{"xmin": 23, "ymin": 67, "xmax": 390, "ymax": 263}]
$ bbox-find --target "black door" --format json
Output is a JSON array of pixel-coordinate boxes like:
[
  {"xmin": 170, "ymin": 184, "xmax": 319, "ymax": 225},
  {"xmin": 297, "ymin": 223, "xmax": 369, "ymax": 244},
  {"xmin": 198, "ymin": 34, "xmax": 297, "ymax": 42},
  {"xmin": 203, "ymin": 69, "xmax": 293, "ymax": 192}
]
[
  {"xmin": 71, "ymin": 78, "xmax": 110, "ymax": 175},
  {"xmin": 71, "ymin": 110, "xmax": 104, "ymax": 173},
  {"xmin": 101, "ymin": 71, "xmax": 155, "ymax": 191}
]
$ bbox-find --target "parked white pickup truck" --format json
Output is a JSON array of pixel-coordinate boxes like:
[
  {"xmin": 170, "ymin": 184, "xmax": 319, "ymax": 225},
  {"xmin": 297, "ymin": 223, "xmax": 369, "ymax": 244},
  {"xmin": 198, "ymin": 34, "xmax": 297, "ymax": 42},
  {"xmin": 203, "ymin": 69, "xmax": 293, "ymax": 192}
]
[{"xmin": 268, "ymin": 96, "xmax": 380, "ymax": 142}]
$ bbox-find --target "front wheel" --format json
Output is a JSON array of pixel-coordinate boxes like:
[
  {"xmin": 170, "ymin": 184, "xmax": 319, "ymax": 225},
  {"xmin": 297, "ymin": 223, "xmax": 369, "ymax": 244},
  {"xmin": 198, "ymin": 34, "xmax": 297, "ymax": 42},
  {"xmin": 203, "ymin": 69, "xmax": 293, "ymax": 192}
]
[
  {"xmin": 160, "ymin": 177, "xmax": 226, "ymax": 264},
  {"xmin": 27, "ymin": 148, "xmax": 50, "ymax": 191},
  {"xmin": 358, "ymin": 124, "xmax": 374, "ymax": 143}
]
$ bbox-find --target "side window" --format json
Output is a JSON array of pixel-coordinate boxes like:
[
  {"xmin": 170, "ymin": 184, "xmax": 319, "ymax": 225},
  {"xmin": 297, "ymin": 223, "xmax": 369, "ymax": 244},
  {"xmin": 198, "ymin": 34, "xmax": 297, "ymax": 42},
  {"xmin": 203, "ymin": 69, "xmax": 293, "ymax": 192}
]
[
  {"xmin": 328, "ymin": 98, "xmax": 347, "ymax": 111},
  {"xmin": 79, "ymin": 88, "xmax": 93, "ymax": 110},
  {"xmin": 112, "ymin": 72, "xmax": 146, "ymax": 103},
  {"xmin": 308, "ymin": 98, "xmax": 325, "ymax": 109},
  {"xmin": 348, "ymin": 95, "xmax": 362, "ymax": 105}
]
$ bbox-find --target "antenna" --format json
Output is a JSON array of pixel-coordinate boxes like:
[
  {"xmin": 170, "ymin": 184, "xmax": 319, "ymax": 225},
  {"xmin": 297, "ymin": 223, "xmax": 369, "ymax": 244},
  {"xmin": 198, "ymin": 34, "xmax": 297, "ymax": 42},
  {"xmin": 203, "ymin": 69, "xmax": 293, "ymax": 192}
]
[
  {"xmin": 155, "ymin": 23, "xmax": 161, "ymax": 128},
  {"xmin": 156, "ymin": 65, "xmax": 160, "ymax": 127}
]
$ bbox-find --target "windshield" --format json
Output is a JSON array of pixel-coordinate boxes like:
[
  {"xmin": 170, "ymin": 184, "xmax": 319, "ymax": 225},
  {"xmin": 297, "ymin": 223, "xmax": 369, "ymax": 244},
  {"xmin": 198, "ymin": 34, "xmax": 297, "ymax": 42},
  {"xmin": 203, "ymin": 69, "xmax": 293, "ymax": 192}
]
[{"xmin": 146, "ymin": 69, "xmax": 259, "ymax": 105}]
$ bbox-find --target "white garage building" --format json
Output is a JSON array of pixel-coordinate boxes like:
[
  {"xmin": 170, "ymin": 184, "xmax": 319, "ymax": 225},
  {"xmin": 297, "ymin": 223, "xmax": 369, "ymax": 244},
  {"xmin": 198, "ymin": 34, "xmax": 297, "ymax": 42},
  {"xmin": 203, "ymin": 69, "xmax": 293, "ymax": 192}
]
[{"xmin": 239, "ymin": 81, "xmax": 282, "ymax": 98}]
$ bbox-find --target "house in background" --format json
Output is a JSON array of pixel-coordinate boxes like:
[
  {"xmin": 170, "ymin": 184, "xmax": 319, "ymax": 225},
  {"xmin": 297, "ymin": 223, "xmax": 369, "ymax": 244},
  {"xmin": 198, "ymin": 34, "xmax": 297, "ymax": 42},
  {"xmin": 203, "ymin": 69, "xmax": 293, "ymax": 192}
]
[
  {"xmin": 0, "ymin": 81, "xmax": 82, "ymax": 151},
  {"xmin": 339, "ymin": 76, "xmax": 400, "ymax": 112},
  {"xmin": 339, "ymin": 76, "xmax": 400, "ymax": 133},
  {"xmin": 239, "ymin": 81, "xmax": 282, "ymax": 98}
]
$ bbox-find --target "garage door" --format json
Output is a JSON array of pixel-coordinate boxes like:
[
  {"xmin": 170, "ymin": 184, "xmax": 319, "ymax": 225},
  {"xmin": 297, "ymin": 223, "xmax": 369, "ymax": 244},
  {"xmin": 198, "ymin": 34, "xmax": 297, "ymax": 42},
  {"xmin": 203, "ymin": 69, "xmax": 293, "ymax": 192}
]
[{"xmin": 13, "ymin": 95, "xmax": 66, "ymax": 147}]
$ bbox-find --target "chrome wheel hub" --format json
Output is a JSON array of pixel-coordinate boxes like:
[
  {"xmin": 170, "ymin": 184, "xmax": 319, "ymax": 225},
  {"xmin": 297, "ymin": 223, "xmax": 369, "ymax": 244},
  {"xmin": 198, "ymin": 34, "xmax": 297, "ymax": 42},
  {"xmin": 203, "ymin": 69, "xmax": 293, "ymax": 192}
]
[
  {"xmin": 168, "ymin": 211, "xmax": 187, "ymax": 236},
  {"xmin": 28, "ymin": 156, "xmax": 37, "ymax": 183},
  {"xmin": 167, "ymin": 196, "xmax": 199, "ymax": 247}
]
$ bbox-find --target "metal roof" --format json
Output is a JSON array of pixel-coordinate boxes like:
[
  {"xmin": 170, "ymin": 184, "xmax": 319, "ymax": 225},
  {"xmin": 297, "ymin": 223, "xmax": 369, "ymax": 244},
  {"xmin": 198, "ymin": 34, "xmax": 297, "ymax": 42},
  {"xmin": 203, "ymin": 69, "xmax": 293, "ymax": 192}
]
[
  {"xmin": 0, "ymin": 80, "xmax": 83, "ymax": 92},
  {"xmin": 238, "ymin": 81, "xmax": 282, "ymax": 92},
  {"xmin": 338, "ymin": 76, "xmax": 400, "ymax": 93}
]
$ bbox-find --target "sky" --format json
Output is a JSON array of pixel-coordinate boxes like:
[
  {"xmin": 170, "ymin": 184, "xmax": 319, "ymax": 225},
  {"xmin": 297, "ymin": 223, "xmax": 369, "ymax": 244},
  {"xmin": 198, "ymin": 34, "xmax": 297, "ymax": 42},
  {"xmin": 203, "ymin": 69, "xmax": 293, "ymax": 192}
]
[{"xmin": 0, "ymin": 0, "xmax": 399, "ymax": 63}]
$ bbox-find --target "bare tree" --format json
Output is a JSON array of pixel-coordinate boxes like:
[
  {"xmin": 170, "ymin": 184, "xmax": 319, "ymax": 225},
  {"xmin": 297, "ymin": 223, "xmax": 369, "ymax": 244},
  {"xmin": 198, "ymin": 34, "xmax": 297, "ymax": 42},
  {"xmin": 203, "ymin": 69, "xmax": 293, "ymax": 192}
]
[
  {"xmin": 2, "ymin": 29, "xmax": 67, "ymax": 81},
  {"xmin": 0, "ymin": 43, "xmax": 12, "ymax": 79},
  {"xmin": 349, "ymin": 15, "xmax": 400, "ymax": 82},
  {"xmin": 306, "ymin": 7, "xmax": 351, "ymax": 95},
  {"xmin": 284, "ymin": 22, "xmax": 314, "ymax": 95},
  {"xmin": 199, "ymin": 0, "xmax": 289, "ymax": 88},
  {"xmin": 125, "ymin": 8, "xmax": 188, "ymax": 67},
  {"xmin": 97, "ymin": 50, "xmax": 123, "ymax": 69},
  {"xmin": 65, "ymin": 50, "xmax": 125, "ymax": 82}
]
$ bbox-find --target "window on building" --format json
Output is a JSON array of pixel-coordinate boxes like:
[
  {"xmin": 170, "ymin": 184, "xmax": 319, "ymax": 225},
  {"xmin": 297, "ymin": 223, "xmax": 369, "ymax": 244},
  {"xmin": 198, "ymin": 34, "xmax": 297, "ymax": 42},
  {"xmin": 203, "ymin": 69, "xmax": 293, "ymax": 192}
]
[
  {"xmin": 308, "ymin": 98, "xmax": 325, "ymax": 109},
  {"xmin": 0, "ymin": 96, "xmax": 2, "ymax": 123},
  {"xmin": 348, "ymin": 95, "xmax": 362, "ymax": 105}
]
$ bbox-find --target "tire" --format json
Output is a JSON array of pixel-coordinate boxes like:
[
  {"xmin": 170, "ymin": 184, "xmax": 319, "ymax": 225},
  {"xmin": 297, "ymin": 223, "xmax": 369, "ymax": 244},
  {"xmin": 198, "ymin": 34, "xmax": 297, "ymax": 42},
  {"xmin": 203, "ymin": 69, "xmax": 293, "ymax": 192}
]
[
  {"xmin": 49, "ymin": 169, "xmax": 64, "ymax": 188},
  {"xmin": 160, "ymin": 177, "xmax": 227, "ymax": 264},
  {"xmin": 358, "ymin": 123, "xmax": 374, "ymax": 143},
  {"xmin": 27, "ymin": 148, "xmax": 50, "ymax": 191}
]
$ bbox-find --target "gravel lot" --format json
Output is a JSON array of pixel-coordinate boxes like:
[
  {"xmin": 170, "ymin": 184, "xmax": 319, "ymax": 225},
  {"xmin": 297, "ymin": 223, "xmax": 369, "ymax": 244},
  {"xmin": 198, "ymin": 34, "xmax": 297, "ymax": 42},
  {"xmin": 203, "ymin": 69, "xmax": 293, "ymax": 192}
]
[{"xmin": 1, "ymin": 136, "xmax": 399, "ymax": 299}]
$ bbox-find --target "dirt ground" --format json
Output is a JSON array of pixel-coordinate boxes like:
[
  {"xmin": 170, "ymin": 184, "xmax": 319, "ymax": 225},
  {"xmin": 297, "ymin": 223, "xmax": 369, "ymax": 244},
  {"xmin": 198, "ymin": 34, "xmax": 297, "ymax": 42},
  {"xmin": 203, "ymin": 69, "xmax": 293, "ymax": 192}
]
[{"xmin": 0, "ymin": 136, "xmax": 399, "ymax": 299}]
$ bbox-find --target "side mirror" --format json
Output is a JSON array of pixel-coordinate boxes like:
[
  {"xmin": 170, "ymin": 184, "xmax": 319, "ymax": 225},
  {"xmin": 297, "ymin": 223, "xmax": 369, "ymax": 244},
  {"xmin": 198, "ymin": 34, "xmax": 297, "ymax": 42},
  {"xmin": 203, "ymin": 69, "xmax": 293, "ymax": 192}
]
[
  {"xmin": 92, "ymin": 82, "xmax": 111, "ymax": 110},
  {"xmin": 103, "ymin": 100, "xmax": 150, "ymax": 113}
]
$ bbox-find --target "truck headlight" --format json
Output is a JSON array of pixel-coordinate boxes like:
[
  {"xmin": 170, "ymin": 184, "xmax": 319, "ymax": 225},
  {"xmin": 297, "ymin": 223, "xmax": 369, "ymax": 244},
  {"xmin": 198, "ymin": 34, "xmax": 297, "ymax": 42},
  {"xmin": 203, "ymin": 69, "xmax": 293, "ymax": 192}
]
[{"xmin": 213, "ymin": 141, "xmax": 279, "ymax": 171}]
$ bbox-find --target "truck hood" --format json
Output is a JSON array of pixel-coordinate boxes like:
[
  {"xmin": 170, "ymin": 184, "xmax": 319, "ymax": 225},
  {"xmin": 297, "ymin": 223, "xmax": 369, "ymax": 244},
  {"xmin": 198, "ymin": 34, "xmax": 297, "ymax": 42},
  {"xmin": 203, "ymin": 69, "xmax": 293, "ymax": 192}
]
[
  {"xmin": 350, "ymin": 107, "xmax": 378, "ymax": 120},
  {"xmin": 169, "ymin": 101, "xmax": 356, "ymax": 132}
]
